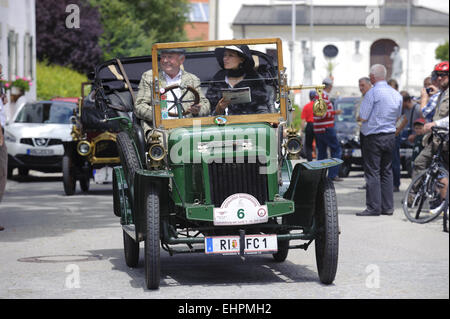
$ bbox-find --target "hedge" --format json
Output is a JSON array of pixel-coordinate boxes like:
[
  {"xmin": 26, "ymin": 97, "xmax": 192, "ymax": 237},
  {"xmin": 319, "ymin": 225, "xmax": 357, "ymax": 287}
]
[{"xmin": 36, "ymin": 62, "xmax": 88, "ymax": 100}]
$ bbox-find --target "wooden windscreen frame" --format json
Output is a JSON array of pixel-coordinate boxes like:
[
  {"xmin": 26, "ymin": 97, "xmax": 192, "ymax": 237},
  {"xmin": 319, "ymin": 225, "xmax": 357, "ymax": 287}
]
[{"xmin": 150, "ymin": 38, "xmax": 286, "ymax": 129}]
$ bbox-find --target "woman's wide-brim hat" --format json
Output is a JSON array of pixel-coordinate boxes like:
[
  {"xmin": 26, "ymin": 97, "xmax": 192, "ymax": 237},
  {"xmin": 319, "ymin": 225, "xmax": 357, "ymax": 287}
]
[{"xmin": 214, "ymin": 45, "xmax": 255, "ymax": 71}]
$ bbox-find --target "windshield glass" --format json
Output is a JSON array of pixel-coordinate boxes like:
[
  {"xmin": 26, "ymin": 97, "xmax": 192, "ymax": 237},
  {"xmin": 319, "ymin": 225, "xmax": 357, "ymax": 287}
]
[
  {"xmin": 335, "ymin": 100, "xmax": 357, "ymax": 123},
  {"xmin": 150, "ymin": 43, "xmax": 280, "ymax": 120},
  {"xmin": 15, "ymin": 102, "xmax": 76, "ymax": 124}
]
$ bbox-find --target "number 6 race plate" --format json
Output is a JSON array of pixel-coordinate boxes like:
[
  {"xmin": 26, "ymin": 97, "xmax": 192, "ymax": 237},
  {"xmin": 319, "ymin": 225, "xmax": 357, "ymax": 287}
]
[{"xmin": 213, "ymin": 193, "xmax": 268, "ymax": 226}]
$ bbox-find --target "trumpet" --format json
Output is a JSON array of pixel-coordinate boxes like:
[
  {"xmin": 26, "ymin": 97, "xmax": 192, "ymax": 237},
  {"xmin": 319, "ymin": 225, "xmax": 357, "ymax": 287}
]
[{"xmin": 288, "ymin": 84, "xmax": 328, "ymax": 117}]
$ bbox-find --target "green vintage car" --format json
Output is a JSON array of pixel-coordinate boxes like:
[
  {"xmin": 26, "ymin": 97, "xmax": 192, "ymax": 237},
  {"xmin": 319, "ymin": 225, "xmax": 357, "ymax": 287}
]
[{"xmin": 93, "ymin": 38, "xmax": 342, "ymax": 289}]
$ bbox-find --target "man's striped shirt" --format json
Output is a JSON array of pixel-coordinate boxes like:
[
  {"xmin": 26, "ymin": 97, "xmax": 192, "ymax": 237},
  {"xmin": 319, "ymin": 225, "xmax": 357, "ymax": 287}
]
[{"xmin": 313, "ymin": 91, "xmax": 336, "ymax": 134}]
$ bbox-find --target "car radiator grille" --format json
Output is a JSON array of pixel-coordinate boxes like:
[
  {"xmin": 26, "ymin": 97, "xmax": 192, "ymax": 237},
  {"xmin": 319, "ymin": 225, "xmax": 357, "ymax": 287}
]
[
  {"xmin": 94, "ymin": 140, "xmax": 118, "ymax": 158},
  {"xmin": 208, "ymin": 160, "xmax": 268, "ymax": 207}
]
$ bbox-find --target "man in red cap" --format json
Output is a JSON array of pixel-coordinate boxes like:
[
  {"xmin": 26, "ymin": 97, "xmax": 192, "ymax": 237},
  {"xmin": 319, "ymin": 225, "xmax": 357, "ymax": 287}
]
[
  {"xmin": 412, "ymin": 61, "xmax": 448, "ymax": 214},
  {"xmin": 413, "ymin": 61, "xmax": 449, "ymax": 177}
]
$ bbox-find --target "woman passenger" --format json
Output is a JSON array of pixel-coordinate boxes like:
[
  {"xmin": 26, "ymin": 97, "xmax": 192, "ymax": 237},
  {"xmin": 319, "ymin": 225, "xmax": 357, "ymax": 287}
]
[{"xmin": 206, "ymin": 45, "xmax": 270, "ymax": 115}]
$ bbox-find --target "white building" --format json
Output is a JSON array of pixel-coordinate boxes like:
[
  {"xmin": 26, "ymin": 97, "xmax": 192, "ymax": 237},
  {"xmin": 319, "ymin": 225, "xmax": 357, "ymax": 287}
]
[
  {"xmin": 0, "ymin": 0, "xmax": 37, "ymax": 120},
  {"xmin": 209, "ymin": 0, "xmax": 449, "ymax": 103}
]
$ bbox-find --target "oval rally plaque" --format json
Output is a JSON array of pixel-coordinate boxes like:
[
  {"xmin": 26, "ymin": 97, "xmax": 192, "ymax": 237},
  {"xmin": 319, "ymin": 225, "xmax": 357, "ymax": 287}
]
[{"xmin": 213, "ymin": 193, "xmax": 268, "ymax": 226}]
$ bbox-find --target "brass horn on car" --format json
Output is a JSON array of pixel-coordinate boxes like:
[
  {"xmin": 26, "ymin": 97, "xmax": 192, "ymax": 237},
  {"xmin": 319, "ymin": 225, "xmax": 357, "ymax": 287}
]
[
  {"xmin": 287, "ymin": 84, "xmax": 327, "ymax": 117},
  {"xmin": 312, "ymin": 87, "xmax": 327, "ymax": 117}
]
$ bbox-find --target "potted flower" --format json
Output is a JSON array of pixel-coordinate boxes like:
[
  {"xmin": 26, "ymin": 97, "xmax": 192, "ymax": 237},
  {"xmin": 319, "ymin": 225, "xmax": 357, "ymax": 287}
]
[{"xmin": 9, "ymin": 76, "xmax": 32, "ymax": 95}]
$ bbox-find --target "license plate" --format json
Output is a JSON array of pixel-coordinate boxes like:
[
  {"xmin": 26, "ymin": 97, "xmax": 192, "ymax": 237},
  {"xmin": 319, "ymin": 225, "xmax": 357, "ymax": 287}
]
[
  {"xmin": 27, "ymin": 148, "xmax": 54, "ymax": 156},
  {"xmin": 205, "ymin": 234, "xmax": 278, "ymax": 255},
  {"xmin": 352, "ymin": 149, "xmax": 361, "ymax": 157}
]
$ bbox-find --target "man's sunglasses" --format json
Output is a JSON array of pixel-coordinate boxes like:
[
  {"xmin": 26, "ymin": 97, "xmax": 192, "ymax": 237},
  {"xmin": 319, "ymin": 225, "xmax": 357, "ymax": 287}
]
[{"xmin": 432, "ymin": 71, "xmax": 448, "ymax": 77}]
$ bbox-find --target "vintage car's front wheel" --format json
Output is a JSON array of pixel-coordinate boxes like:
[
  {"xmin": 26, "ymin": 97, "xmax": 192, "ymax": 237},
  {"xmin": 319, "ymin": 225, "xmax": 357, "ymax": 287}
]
[
  {"xmin": 314, "ymin": 178, "xmax": 339, "ymax": 285},
  {"xmin": 62, "ymin": 155, "xmax": 76, "ymax": 196},
  {"xmin": 144, "ymin": 184, "xmax": 161, "ymax": 290}
]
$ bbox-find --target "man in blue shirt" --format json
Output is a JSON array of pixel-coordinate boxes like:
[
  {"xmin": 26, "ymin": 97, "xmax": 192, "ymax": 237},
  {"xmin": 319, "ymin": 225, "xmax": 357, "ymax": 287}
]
[{"xmin": 357, "ymin": 64, "xmax": 403, "ymax": 216}]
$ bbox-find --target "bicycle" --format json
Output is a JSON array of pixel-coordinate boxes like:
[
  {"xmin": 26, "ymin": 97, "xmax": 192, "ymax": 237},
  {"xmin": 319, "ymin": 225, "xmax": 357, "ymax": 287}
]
[{"xmin": 402, "ymin": 126, "xmax": 449, "ymax": 232}]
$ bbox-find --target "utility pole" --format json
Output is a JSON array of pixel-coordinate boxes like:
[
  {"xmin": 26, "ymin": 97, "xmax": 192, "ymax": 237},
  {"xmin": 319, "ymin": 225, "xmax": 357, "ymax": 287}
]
[{"xmin": 290, "ymin": 0, "xmax": 296, "ymax": 86}]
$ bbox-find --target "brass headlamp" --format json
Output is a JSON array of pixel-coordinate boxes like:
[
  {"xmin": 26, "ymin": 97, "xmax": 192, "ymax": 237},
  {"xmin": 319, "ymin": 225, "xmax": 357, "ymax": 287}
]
[
  {"xmin": 77, "ymin": 140, "xmax": 92, "ymax": 156},
  {"xmin": 284, "ymin": 127, "xmax": 302, "ymax": 160},
  {"xmin": 146, "ymin": 130, "xmax": 165, "ymax": 169}
]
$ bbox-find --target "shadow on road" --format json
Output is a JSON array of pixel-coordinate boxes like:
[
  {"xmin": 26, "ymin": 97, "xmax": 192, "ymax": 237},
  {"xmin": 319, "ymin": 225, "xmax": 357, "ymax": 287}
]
[{"xmin": 90, "ymin": 247, "xmax": 322, "ymax": 291}]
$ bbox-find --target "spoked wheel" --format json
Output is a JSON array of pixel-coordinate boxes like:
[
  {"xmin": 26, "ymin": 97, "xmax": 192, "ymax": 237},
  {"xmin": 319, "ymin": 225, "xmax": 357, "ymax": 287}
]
[
  {"xmin": 144, "ymin": 184, "xmax": 161, "ymax": 290},
  {"xmin": 402, "ymin": 168, "xmax": 449, "ymax": 224},
  {"xmin": 314, "ymin": 178, "xmax": 339, "ymax": 285},
  {"xmin": 62, "ymin": 155, "xmax": 76, "ymax": 195},
  {"xmin": 123, "ymin": 230, "xmax": 139, "ymax": 268}
]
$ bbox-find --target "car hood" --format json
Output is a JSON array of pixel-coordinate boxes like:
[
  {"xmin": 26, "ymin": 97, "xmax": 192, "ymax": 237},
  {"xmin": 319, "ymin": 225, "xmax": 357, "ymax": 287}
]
[{"xmin": 5, "ymin": 123, "xmax": 73, "ymax": 141}]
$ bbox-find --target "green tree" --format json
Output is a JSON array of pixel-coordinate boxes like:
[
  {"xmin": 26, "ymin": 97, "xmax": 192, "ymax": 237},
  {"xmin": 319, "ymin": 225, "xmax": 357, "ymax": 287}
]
[
  {"xmin": 91, "ymin": 0, "xmax": 188, "ymax": 60},
  {"xmin": 435, "ymin": 41, "xmax": 449, "ymax": 61}
]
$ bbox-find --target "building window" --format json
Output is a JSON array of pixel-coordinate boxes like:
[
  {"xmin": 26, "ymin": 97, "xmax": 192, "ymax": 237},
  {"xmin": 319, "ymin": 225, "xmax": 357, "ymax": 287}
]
[
  {"xmin": 188, "ymin": 3, "xmax": 209, "ymax": 22},
  {"xmin": 24, "ymin": 33, "xmax": 33, "ymax": 79},
  {"xmin": 7, "ymin": 30, "xmax": 18, "ymax": 80}
]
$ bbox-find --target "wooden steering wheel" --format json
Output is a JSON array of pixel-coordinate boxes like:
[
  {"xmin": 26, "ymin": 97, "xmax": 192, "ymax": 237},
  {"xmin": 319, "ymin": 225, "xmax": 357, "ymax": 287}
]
[{"xmin": 161, "ymin": 85, "xmax": 200, "ymax": 119}]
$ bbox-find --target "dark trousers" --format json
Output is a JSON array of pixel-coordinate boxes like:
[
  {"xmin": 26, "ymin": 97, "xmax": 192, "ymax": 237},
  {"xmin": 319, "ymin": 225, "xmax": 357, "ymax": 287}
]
[
  {"xmin": 315, "ymin": 127, "xmax": 342, "ymax": 179},
  {"xmin": 304, "ymin": 122, "xmax": 315, "ymax": 161},
  {"xmin": 361, "ymin": 132, "xmax": 395, "ymax": 214},
  {"xmin": 392, "ymin": 135, "xmax": 401, "ymax": 188}
]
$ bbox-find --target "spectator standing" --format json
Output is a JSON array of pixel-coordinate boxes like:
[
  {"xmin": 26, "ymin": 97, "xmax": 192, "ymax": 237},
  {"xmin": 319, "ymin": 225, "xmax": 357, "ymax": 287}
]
[
  {"xmin": 388, "ymin": 78, "xmax": 399, "ymax": 91},
  {"xmin": 313, "ymin": 77, "xmax": 343, "ymax": 181},
  {"xmin": 392, "ymin": 91, "xmax": 423, "ymax": 191},
  {"xmin": 355, "ymin": 77, "xmax": 372, "ymax": 189},
  {"xmin": 357, "ymin": 64, "xmax": 402, "ymax": 216},
  {"xmin": 300, "ymin": 90, "xmax": 317, "ymax": 161},
  {"xmin": 355, "ymin": 77, "xmax": 372, "ymax": 126}
]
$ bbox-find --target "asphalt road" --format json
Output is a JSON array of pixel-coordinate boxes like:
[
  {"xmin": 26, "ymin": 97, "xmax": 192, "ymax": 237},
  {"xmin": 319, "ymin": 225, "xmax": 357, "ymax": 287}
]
[{"xmin": 0, "ymin": 170, "xmax": 448, "ymax": 300}]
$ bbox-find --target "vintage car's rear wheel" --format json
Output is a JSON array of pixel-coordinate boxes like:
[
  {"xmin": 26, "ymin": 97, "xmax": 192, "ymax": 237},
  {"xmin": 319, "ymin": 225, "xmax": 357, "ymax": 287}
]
[
  {"xmin": 123, "ymin": 230, "xmax": 139, "ymax": 267},
  {"xmin": 62, "ymin": 155, "xmax": 76, "ymax": 196},
  {"xmin": 144, "ymin": 184, "xmax": 160, "ymax": 290},
  {"xmin": 314, "ymin": 178, "xmax": 339, "ymax": 285}
]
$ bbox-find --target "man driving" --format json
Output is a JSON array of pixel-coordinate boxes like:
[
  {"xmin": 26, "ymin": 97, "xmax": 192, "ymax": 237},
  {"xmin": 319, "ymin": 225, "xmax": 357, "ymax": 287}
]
[{"xmin": 134, "ymin": 48, "xmax": 210, "ymax": 142}]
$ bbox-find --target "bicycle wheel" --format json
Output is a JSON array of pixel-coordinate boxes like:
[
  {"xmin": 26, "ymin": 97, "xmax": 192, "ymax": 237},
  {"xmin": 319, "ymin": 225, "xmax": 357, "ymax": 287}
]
[{"xmin": 403, "ymin": 168, "xmax": 449, "ymax": 224}]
